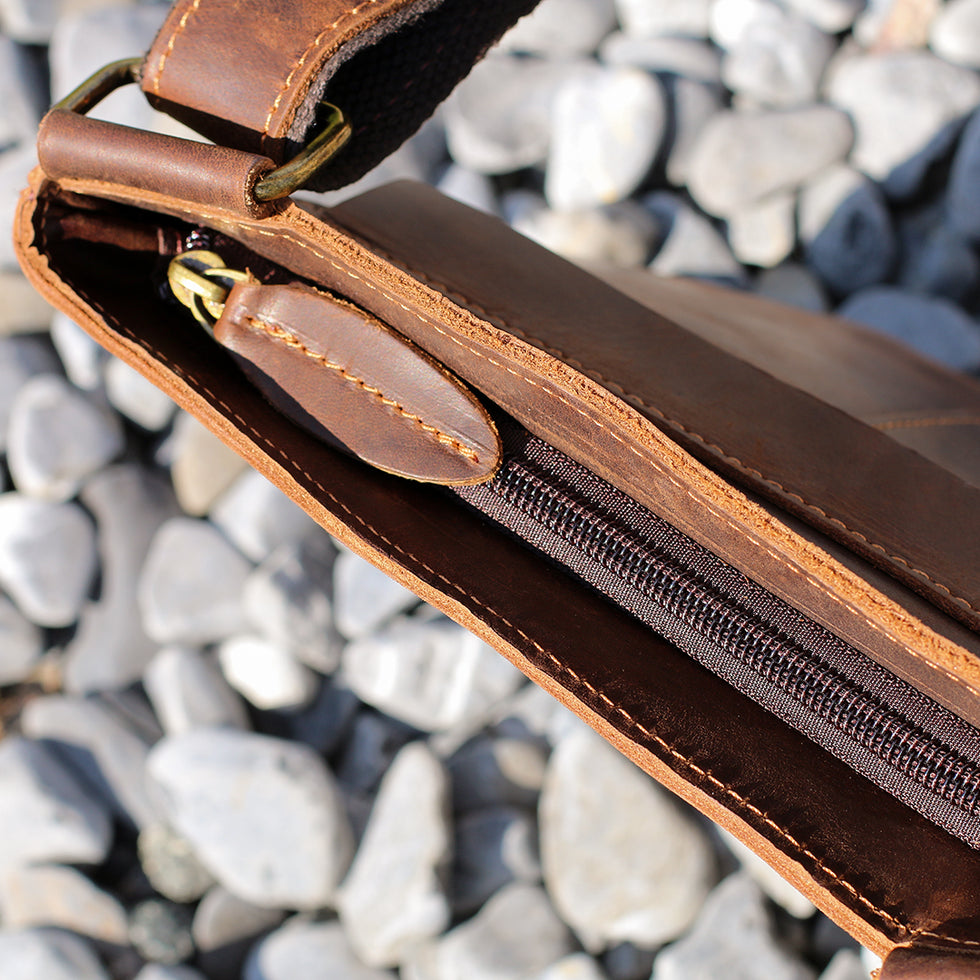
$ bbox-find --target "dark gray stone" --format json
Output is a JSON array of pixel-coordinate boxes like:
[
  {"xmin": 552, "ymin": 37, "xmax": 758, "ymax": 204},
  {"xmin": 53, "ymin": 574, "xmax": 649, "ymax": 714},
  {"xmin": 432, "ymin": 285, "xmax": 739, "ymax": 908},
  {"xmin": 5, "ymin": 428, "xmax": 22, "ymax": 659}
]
[
  {"xmin": 128, "ymin": 899, "xmax": 196, "ymax": 966},
  {"xmin": 948, "ymin": 109, "xmax": 980, "ymax": 242},
  {"xmin": 448, "ymin": 735, "xmax": 548, "ymax": 813}
]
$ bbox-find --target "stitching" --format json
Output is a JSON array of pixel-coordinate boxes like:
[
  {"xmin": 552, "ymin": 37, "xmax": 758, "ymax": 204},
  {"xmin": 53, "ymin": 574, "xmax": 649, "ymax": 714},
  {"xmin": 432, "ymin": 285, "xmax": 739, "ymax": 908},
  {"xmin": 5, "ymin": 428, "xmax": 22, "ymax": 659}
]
[
  {"xmin": 241, "ymin": 313, "xmax": 481, "ymax": 463},
  {"xmin": 261, "ymin": 0, "xmax": 382, "ymax": 153},
  {"xmin": 149, "ymin": 0, "xmax": 204, "ymax": 97},
  {"xmin": 874, "ymin": 416, "xmax": 980, "ymax": 431}
]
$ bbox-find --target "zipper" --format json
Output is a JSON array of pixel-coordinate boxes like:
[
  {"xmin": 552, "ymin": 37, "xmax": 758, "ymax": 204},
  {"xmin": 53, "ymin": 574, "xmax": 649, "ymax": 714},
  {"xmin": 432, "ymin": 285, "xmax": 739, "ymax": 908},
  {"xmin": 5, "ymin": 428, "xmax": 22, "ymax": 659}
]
[{"xmin": 451, "ymin": 417, "xmax": 980, "ymax": 848}]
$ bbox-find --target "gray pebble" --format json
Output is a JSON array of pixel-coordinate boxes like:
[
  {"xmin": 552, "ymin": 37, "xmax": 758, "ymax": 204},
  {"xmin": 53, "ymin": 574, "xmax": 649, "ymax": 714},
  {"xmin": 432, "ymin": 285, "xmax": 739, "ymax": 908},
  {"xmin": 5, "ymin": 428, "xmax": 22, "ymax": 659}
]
[
  {"xmin": 646, "ymin": 193, "xmax": 746, "ymax": 284},
  {"xmin": 343, "ymin": 617, "xmax": 524, "ymax": 733},
  {"xmin": 652, "ymin": 874, "xmax": 816, "ymax": 980},
  {"xmin": 0, "ymin": 591, "xmax": 43, "ymax": 685},
  {"xmin": 663, "ymin": 77, "xmax": 724, "ymax": 188},
  {"xmin": 49, "ymin": 313, "xmax": 108, "ymax": 392},
  {"xmin": 824, "ymin": 50, "xmax": 980, "ymax": 199},
  {"xmin": 615, "ymin": 0, "xmax": 711, "ymax": 38},
  {"xmin": 687, "ymin": 106, "xmax": 853, "ymax": 216},
  {"xmin": 599, "ymin": 34, "xmax": 722, "ymax": 85},
  {"xmin": 452, "ymin": 806, "xmax": 542, "ymax": 916},
  {"xmin": 0, "ymin": 272, "xmax": 56, "ymax": 338},
  {"xmin": 427, "ymin": 882, "xmax": 574, "ymax": 980},
  {"xmin": 837, "ymin": 287, "xmax": 980, "ymax": 371},
  {"xmin": 798, "ymin": 165, "xmax": 896, "ymax": 296},
  {"xmin": 217, "ymin": 634, "xmax": 320, "ymax": 711},
  {"xmin": 602, "ymin": 943, "xmax": 657, "ymax": 980},
  {"xmin": 545, "ymin": 64, "xmax": 665, "ymax": 211},
  {"xmin": 268, "ymin": 678, "xmax": 359, "ymax": 756},
  {"xmin": 781, "ymin": 0, "xmax": 865, "ymax": 31},
  {"xmin": 147, "ymin": 729, "xmax": 354, "ymax": 909},
  {"xmin": 0, "ymin": 928, "xmax": 109, "ymax": 980},
  {"xmin": 899, "ymin": 213, "xmax": 979, "ymax": 303},
  {"xmin": 436, "ymin": 164, "xmax": 499, "ymax": 216},
  {"xmin": 245, "ymin": 919, "xmax": 393, "ymax": 980},
  {"xmin": 819, "ymin": 949, "xmax": 870, "ymax": 980},
  {"xmin": 143, "ymin": 646, "xmax": 249, "ymax": 736},
  {"xmin": 104, "ymin": 358, "xmax": 176, "ymax": 431},
  {"xmin": 129, "ymin": 898, "xmax": 195, "ymax": 966},
  {"xmin": 0, "ymin": 0, "xmax": 60, "ymax": 43},
  {"xmin": 138, "ymin": 823, "xmax": 216, "ymax": 904},
  {"xmin": 726, "ymin": 192, "xmax": 797, "ymax": 268},
  {"xmin": 332, "ymin": 550, "xmax": 418, "ymax": 639},
  {"xmin": 7, "ymin": 374, "xmax": 123, "ymax": 502},
  {"xmin": 947, "ymin": 108, "xmax": 980, "ymax": 242},
  {"xmin": 540, "ymin": 729, "xmax": 715, "ymax": 951},
  {"xmin": 0, "ymin": 865, "xmax": 128, "ymax": 943},
  {"xmin": 0, "ymin": 144, "xmax": 38, "ymax": 269},
  {"xmin": 499, "ymin": 0, "xmax": 616, "ymax": 56},
  {"xmin": 335, "ymin": 711, "xmax": 417, "ymax": 796},
  {"xmin": 0, "ymin": 334, "xmax": 62, "ymax": 452},
  {"xmin": 20, "ymin": 694, "xmax": 156, "ymax": 830},
  {"xmin": 167, "ymin": 413, "xmax": 250, "ymax": 517},
  {"xmin": 138, "ymin": 517, "xmax": 251, "ymax": 646},
  {"xmin": 337, "ymin": 743, "xmax": 451, "ymax": 967},
  {"xmin": 243, "ymin": 540, "xmax": 340, "ymax": 673},
  {"xmin": 754, "ymin": 263, "xmax": 829, "ymax": 313},
  {"xmin": 448, "ymin": 735, "xmax": 548, "ymax": 813},
  {"xmin": 930, "ymin": 0, "xmax": 980, "ymax": 68},
  {"xmin": 134, "ymin": 966, "xmax": 208, "ymax": 980},
  {"xmin": 0, "ymin": 736, "xmax": 112, "ymax": 869},
  {"xmin": 210, "ymin": 468, "xmax": 323, "ymax": 564},
  {"xmin": 65, "ymin": 465, "xmax": 177, "ymax": 693},
  {"xmin": 0, "ymin": 36, "xmax": 42, "ymax": 147},
  {"xmin": 535, "ymin": 955, "xmax": 610, "ymax": 980},
  {"xmin": 192, "ymin": 886, "xmax": 286, "ymax": 961},
  {"xmin": 0, "ymin": 494, "xmax": 97, "ymax": 628}
]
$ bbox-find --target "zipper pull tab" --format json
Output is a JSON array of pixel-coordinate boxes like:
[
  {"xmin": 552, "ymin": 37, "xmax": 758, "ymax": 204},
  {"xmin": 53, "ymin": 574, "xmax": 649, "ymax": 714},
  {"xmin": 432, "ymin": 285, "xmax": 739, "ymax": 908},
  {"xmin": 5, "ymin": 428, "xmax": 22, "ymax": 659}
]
[{"xmin": 167, "ymin": 253, "xmax": 501, "ymax": 486}]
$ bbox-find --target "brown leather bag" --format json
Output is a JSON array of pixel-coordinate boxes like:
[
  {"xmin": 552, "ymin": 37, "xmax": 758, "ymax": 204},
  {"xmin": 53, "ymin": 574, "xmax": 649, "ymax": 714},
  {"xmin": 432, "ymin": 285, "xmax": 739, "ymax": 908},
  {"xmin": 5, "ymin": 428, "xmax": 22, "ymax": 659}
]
[{"xmin": 15, "ymin": 2, "xmax": 980, "ymax": 975}]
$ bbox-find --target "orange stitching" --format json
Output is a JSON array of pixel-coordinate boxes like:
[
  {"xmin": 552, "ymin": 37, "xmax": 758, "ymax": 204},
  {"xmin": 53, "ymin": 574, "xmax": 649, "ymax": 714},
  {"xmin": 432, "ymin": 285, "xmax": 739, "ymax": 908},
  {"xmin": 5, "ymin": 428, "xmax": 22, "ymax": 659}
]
[
  {"xmin": 875, "ymin": 416, "xmax": 980, "ymax": 431},
  {"xmin": 50, "ymin": 267, "xmax": 917, "ymax": 942},
  {"xmin": 261, "ymin": 0, "xmax": 381, "ymax": 151},
  {"xmin": 241, "ymin": 313, "xmax": 480, "ymax": 463},
  {"xmin": 149, "ymin": 0, "xmax": 204, "ymax": 97}
]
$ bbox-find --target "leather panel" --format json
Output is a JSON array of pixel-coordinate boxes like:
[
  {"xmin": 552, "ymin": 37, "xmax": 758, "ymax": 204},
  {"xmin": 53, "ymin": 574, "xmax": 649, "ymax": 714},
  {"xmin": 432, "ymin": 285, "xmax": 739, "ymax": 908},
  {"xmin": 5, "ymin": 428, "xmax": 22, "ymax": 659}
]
[{"xmin": 881, "ymin": 946, "xmax": 980, "ymax": 979}]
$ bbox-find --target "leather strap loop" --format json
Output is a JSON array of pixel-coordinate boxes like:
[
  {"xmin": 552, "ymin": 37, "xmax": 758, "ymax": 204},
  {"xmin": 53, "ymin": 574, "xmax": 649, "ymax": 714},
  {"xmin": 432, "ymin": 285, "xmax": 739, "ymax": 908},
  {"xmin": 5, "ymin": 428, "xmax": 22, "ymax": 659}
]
[{"xmin": 141, "ymin": 0, "xmax": 541, "ymax": 191}]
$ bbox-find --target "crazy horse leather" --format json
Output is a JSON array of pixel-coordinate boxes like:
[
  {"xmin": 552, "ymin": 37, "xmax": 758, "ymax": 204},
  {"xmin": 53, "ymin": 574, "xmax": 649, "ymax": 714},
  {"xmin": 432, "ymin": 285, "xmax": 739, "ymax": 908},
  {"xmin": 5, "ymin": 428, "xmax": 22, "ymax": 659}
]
[{"xmin": 15, "ymin": 1, "xmax": 980, "ymax": 976}]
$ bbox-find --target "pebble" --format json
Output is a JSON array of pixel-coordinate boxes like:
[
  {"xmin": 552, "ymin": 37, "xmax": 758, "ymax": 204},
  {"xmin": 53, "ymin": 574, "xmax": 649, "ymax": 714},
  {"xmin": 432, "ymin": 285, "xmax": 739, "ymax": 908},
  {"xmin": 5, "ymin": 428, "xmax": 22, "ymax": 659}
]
[
  {"xmin": 899, "ymin": 206, "xmax": 979, "ymax": 302},
  {"xmin": 510, "ymin": 197, "xmax": 660, "ymax": 267},
  {"xmin": 824, "ymin": 50, "xmax": 980, "ymax": 199},
  {"xmin": 726, "ymin": 192, "xmax": 797, "ymax": 268},
  {"xmin": 718, "ymin": 828, "xmax": 815, "ymax": 918},
  {"xmin": 499, "ymin": 0, "xmax": 617, "ymax": 56},
  {"xmin": 135, "ymin": 967, "xmax": 209, "ymax": 980},
  {"xmin": 545, "ymin": 65, "xmax": 666, "ymax": 211},
  {"xmin": 719, "ymin": 3, "xmax": 834, "ymax": 107},
  {"xmin": 0, "ymin": 865, "xmax": 128, "ymax": 943},
  {"xmin": 0, "ymin": 272, "xmax": 55, "ymax": 337},
  {"xmin": 663, "ymin": 78, "xmax": 724, "ymax": 188},
  {"xmin": 0, "ymin": 335, "xmax": 62, "ymax": 453},
  {"xmin": 137, "ymin": 823, "xmax": 216, "ymax": 904},
  {"xmin": 448, "ymin": 735, "xmax": 548, "ymax": 812},
  {"xmin": 0, "ymin": 37, "xmax": 41, "ymax": 152},
  {"xmin": 444, "ymin": 55, "xmax": 579, "ymax": 175},
  {"xmin": 436, "ymin": 164, "xmax": 499, "ymax": 216},
  {"xmin": 427, "ymin": 882, "xmax": 574, "ymax": 980},
  {"xmin": 602, "ymin": 943, "xmax": 657, "ymax": 980},
  {"xmin": 754, "ymin": 263, "xmax": 829, "ymax": 312},
  {"xmin": 167, "ymin": 412, "xmax": 250, "ymax": 517},
  {"xmin": 335, "ymin": 710, "xmax": 417, "ymax": 796},
  {"xmin": 599, "ymin": 34, "xmax": 722, "ymax": 85},
  {"xmin": 646, "ymin": 193, "xmax": 746, "ymax": 283},
  {"xmin": 20, "ymin": 694, "xmax": 156, "ymax": 829},
  {"xmin": 217, "ymin": 634, "xmax": 320, "ymax": 711},
  {"xmin": 343, "ymin": 616, "xmax": 524, "ymax": 733},
  {"xmin": 146, "ymin": 729, "xmax": 354, "ymax": 909},
  {"xmin": 930, "ymin": 0, "xmax": 980, "ymax": 68},
  {"xmin": 332, "ymin": 550, "xmax": 418, "ymax": 639},
  {"xmin": 49, "ymin": 313, "xmax": 108, "ymax": 392},
  {"xmin": 452, "ymin": 806, "xmax": 542, "ymax": 916},
  {"xmin": 0, "ymin": 0, "xmax": 60, "ymax": 43},
  {"xmin": 947, "ymin": 108, "xmax": 980, "ymax": 241},
  {"xmin": 0, "ymin": 143, "xmax": 37, "ymax": 269},
  {"xmin": 0, "ymin": 494, "xmax": 97, "ymax": 628},
  {"xmin": 6, "ymin": 374, "xmax": 124, "ymax": 502},
  {"xmin": 686, "ymin": 106, "xmax": 853, "ymax": 216},
  {"xmin": 337, "ymin": 743, "xmax": 451, "ymax": 967},
  {"xmin": 192, "ymin": 886, "xmax": 286, "ymax": 971},
  {"xmin": 781, "ymin": 0, "xmax": 866, "ymax": 32},
  {"xmin": 535, "ymin": 954, "xmax": 610, "ymax": 980},
  {"xmin": 210, "ymin": 469, "xmax": 323, "ymax": 564},
  {"xmin": 64, "ymin": 465, "xmax": 177, "ymax": 693},
  {"xmin": 0, "ymin": 592, "xmax": 42, "ymax": 685},
  {"xmin": 138, "ymin": 517, "xmax": 252, "ymax": 646},
  {"xmin": 615, "ymin": 0, "xmax": 712, "ymax": 38},
  {"xmin": 652, "ymin": 874, "xmax": 816, "ymax": 980},
  {"xmin": 540, "ymin": 729, "xmax": 715, "ymax": 951},
  {"xmin": 837, "ymin": 286, "xmax": 980, "ymax": 371},
  {"xmin": 243, "ymin": 541, "xmax": 340, "ymax": 673},
  {"xmin": 268, "ymin": 678, "xmax": 359, "ymax": 756},
  {"xmin": 0, "ymin": 928, "xmax": 110, "ymax": 980},
  {"xmin": 143, "ymin": 646, "xmax": 250, "ymax": 736},
  {"xmin": 819, "ymin": 950, "xmax": 870, "ymax": 980},
  {"xmin": 798, "ymin": 165, "xmax": 896, "ymax": 296},
  {"xmin": 128, "ymin": 898, "xmax": 196, "ymax": 965},
  {"xmin": 0, "ymin": 736, "xmax": 112, "ymax": 869},
  {"xmin": 244, "ymin": 919, "xmax": 393, "ymax": 980},
  {"xmin": 104, "ymin": 357, "xmax": 177, "ymax": 431}
]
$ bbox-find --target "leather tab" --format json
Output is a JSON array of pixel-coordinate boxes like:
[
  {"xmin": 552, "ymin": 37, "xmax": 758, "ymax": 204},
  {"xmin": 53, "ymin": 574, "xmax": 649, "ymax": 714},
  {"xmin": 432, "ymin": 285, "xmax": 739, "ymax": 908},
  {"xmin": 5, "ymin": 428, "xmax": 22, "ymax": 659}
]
[
  {"xmin": 214, "ymin": 280, "xmax": 501, "ymax": 485},
  {"xmin": 881, "ymin": 945, "xmax": 980, "ymax": 978},
  {"xmin": 38, "ymin": 110, "xmax": 278, "ymax": 218}
]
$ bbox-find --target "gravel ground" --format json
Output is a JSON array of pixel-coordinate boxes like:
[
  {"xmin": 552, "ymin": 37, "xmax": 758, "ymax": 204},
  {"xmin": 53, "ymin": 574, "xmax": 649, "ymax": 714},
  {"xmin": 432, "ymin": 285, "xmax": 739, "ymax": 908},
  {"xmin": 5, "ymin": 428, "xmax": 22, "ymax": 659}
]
[{"xmin": 2, "ymin": 0, "xmax": 980, "ymax": 977}]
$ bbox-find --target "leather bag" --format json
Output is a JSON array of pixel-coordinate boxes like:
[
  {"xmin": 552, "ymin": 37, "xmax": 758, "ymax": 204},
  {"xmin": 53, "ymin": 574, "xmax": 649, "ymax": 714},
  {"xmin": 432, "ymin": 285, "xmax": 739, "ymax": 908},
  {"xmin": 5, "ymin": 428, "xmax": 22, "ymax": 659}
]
[{"xmin": 14, "ymin": 2, "xmax": 980, "ymax": 975}]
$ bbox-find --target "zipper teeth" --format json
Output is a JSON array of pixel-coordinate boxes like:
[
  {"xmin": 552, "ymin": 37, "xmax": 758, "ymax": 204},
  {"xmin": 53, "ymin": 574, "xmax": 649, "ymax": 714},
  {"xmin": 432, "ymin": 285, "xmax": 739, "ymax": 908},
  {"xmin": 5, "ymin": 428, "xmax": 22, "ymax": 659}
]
[{"xmin": 493, "ymin": 458, "xmax": 980, "ymax": 816}]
